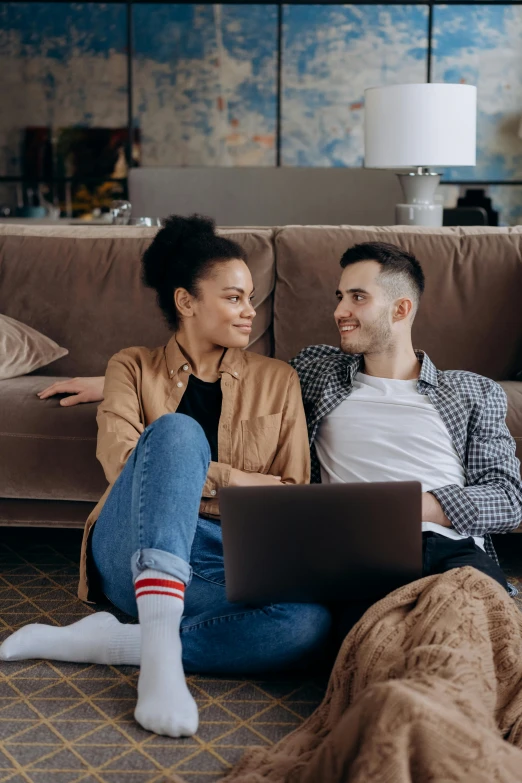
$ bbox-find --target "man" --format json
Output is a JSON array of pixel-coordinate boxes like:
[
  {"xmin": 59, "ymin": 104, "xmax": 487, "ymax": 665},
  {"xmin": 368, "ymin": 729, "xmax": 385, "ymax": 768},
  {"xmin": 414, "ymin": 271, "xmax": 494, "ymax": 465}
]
[
  {"xmin": 32, "ymin": 241, "xmax": 522, "ymax": 587},
  {"xmin": 291, "ymin": 241, "xmax": 521, "ymax": 591}
]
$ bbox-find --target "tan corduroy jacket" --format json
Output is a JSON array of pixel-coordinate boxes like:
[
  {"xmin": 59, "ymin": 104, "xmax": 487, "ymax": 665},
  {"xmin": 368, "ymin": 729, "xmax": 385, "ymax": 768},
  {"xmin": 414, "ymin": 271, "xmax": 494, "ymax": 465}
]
[{"xmin": 78, "ymin": 336, "xmax": 310, "ymax": 601}]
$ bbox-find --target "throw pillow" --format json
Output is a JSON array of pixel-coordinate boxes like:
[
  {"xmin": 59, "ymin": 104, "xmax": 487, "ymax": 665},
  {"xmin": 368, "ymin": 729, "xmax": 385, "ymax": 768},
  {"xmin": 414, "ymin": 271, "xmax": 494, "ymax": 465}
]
[{"xmin": 0, "ymin": 314, "xmax": 68, "ymax": 380}]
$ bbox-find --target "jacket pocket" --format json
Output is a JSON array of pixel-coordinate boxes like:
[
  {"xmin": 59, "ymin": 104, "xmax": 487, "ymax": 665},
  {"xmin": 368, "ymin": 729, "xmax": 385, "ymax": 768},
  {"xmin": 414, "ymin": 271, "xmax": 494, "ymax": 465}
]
[{"xmin": 241, "ymin": 413, "xmax": 282, "ymax": 473}]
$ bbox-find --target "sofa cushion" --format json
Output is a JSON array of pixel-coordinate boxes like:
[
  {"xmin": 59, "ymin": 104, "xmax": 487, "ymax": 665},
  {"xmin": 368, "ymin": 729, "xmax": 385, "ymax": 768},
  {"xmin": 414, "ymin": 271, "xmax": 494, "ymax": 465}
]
[
  {"xmin": 274, "ymin": 226, "xmax": 522, "ymax": 380},
  {"xmin": 1, "ymin": 377, "xmax": 520, "ymax": 506},
  {"xmin": 0, "ymin": 314, "xmax": 68, "ymax": 380},
  {"xmin": 0, "ymin": 376, "xmax": 106, "ymax": 502},
  {"xmin": 0, "ymin": 225, "xmax": 275, "ymax": 377}
]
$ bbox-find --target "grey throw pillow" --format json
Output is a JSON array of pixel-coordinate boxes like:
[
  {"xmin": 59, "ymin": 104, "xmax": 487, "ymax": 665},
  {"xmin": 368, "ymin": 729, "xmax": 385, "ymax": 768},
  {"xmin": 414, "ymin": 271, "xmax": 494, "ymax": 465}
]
[{"xmin": 0, "ymin": 314, "xmax": 68, "ymax": 380}]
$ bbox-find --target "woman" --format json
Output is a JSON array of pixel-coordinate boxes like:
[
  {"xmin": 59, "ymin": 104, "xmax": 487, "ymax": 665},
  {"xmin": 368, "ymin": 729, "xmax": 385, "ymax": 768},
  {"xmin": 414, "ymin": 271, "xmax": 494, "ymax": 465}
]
[{"xmin": 0, "ymin": 215, "xmax": 332, "ymax": 738}]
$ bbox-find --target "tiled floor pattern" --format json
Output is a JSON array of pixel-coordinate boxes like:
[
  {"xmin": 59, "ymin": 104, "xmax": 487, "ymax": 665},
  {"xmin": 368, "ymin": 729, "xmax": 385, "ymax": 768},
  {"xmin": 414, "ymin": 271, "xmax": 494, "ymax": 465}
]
[
  {"xmin": 0, "ymin": 529, "xmax": 326, "ymax": 783},
  {"xmin": 0, "ymin": 528, "xmax": 521, "ymax": 783}
]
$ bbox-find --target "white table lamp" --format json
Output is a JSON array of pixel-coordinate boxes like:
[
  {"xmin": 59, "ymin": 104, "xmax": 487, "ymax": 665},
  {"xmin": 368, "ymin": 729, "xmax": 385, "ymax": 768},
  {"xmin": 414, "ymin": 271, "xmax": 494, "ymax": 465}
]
[{"xmin": 364, "ymin": 84, "xmax": 477, "ymax": 226}]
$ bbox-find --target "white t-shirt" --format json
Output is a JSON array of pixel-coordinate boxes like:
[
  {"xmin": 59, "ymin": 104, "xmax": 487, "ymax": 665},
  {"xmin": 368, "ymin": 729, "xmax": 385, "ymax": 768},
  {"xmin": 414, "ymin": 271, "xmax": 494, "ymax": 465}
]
[{"xmin": 315, "ymin": 371, "xmax": 485, "ymax": 550}]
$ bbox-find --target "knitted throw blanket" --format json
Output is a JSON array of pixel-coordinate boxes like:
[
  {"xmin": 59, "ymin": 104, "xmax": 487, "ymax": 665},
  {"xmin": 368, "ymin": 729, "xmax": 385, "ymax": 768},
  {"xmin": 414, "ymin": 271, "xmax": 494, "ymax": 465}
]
[{"xmin": 209, "ymin": 567, "xmax": 522, "ymax": 783}]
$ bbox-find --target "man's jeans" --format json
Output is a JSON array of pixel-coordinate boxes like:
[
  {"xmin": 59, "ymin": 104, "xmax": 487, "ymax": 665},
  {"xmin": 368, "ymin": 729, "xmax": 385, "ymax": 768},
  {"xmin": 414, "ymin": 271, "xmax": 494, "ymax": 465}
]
[
  {"xmin": 333, "ymin": 530, "xmax": 510, "ymax": 642},
  {"xmin": 91, "ymin": 413, "xmax": 332, "ymax": 675}
]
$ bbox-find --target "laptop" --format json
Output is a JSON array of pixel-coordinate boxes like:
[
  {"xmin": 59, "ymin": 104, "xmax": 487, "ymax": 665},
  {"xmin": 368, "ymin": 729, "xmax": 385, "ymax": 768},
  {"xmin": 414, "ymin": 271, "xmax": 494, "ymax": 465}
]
[{"xmin": 219, "ymin": 481, "xmax": 422, "ymax": 605}]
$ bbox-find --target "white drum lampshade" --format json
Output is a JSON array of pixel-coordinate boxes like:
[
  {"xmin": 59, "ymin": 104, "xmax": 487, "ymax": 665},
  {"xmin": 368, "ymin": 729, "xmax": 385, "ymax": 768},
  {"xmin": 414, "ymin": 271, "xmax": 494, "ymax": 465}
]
[
  {"xmin": 364, "ymin": 83, "xmax": 477, "ymax": 226},
  {"xmin": 364, "ymin": 83, "xmax": 477, "ymax": 168}
]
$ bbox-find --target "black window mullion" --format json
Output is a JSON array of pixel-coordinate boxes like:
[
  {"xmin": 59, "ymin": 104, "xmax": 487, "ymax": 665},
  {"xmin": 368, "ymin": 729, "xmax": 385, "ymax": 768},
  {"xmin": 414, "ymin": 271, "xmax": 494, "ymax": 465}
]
[
  {"xmin": 126, "ymin": 1, "xmax": 133, "ymax": 180},
  {"xmin": 276, "ymin": 4, "xmax": 283, "ymax": 167}
]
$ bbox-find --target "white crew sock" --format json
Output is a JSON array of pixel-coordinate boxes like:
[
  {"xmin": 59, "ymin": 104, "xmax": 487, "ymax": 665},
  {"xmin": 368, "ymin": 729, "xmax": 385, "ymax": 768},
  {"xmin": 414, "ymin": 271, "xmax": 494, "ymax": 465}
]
[
  {"xmin": 0, "ymin": 612, "xmax": 141, "ymax": 666},
  {"xmin": 133, "ymin": 569, "xmax": 198, "ymax": 738}
]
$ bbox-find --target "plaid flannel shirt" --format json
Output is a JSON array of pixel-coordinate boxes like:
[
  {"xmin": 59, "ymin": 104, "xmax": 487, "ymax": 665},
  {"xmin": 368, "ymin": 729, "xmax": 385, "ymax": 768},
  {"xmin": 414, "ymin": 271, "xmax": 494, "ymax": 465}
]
[{"xmin": 289, "ymin": 345, "xmax": 522, "ymax": 566}]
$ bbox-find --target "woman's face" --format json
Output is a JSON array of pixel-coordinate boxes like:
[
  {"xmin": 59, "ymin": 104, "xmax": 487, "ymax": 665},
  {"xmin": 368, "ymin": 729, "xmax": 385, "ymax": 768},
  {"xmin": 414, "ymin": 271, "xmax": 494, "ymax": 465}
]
[{"xmin": 177, "ymin": 259, "xmax": 256, "ymax": 349}]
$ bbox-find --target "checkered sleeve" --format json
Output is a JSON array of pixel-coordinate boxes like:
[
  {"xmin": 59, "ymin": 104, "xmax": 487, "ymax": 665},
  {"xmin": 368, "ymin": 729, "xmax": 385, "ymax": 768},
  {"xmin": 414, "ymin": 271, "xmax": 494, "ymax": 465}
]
[
  {"xmin": 289, "ymin": 345, "xmax": 340, "ymax": 401},
  {"xmin": 430, "ymin": 382, "xmax": 522, "ymax": 536},
  {"xmin": 289, "ymin": 345, "xmax": 329, "ymax": 376},
  {"xmin": 288, "ymin": 349, "xmax": 309, "ymax": 378}
]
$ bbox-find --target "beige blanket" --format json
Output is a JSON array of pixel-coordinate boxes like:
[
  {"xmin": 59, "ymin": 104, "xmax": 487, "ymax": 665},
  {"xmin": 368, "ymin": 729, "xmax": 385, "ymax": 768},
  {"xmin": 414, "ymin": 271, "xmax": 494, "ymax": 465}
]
[{"xmin": 208, "ymin": 567, "xmax": 522, "ymax": 783}]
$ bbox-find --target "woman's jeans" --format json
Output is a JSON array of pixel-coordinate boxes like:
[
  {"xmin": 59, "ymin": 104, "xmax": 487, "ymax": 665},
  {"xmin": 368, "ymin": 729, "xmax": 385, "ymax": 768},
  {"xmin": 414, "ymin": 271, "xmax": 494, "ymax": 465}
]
[{"xmin": 91, "ymin": 413, "xmax": 332, "ymax": 675}]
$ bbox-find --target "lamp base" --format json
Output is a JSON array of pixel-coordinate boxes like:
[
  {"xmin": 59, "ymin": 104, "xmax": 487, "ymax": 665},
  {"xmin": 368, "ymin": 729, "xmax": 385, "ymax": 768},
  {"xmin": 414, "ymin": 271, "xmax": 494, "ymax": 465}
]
[
  {"xmin": 395, "ymin": 170, "xmax": 442, "ymax": 227},
  {"xmin": 395, "ymin": 202, "xmax": 443, "ymax": 227}
]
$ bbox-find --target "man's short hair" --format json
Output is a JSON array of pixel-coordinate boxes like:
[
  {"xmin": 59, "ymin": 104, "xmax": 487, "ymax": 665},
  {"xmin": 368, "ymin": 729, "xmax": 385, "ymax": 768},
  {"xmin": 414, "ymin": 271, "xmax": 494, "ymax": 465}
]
[{"xmin": 340, "ymin": 241, "xmax": 425, "ymax": 317}]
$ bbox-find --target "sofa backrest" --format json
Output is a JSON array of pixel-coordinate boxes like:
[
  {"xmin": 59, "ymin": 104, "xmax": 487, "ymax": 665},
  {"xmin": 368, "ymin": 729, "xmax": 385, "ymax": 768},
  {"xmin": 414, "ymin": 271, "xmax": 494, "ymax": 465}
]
[
  {"xmin": 274, "ymin": 226, "xmax": 522, "ymax": 381},
  {"xmin": 0, "ymin": 225, "xmax": 275, "ymax": 376},
  {"xmin": 2, "ymin": 223, "xmax": 522, "ymax": 382}
]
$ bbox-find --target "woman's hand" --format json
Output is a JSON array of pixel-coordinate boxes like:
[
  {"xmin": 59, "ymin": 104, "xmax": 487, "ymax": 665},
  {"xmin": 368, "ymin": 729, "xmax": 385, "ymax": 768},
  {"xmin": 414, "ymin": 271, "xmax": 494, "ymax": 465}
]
[
  {"xmin": 229, "ymin": 468, "xmax": 282, "ymax": 487},
  {"xmin": 37, "ymin": 376, "xmax": 105, "ymax": 407}
]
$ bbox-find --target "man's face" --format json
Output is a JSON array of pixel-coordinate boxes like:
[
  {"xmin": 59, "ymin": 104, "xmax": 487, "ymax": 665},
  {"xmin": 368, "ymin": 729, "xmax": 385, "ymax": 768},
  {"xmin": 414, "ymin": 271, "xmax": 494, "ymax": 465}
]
[{"xmin": 334, "ymin": 261, "xmax": 393, "ymax": 355}]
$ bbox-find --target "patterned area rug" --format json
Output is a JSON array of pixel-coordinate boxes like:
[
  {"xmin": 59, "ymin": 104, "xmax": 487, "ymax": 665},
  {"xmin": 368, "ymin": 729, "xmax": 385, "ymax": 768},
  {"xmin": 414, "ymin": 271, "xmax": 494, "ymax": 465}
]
[
  {"xmin": 0, "ymin": 528, "xmax": 326, "ymax": 783},
  {"xmin": 0, "ymin": 528, "xmax": 521, "ymax": 783}
]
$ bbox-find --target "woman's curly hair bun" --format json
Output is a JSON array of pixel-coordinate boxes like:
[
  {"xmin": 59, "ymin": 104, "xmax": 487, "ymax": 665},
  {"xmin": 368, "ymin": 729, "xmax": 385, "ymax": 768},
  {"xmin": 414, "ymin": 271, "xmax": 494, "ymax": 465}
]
[{"xmin": 142, "ymin": 214, "xmax": 247, "ymax": 329}]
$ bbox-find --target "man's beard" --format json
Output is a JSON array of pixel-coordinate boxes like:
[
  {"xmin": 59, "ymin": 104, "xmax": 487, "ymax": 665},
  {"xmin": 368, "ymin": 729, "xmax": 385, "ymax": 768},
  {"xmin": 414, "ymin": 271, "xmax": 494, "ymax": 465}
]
[{"xmin": 340, "ymin": 309, "xmax": 392, "ymax": 355}]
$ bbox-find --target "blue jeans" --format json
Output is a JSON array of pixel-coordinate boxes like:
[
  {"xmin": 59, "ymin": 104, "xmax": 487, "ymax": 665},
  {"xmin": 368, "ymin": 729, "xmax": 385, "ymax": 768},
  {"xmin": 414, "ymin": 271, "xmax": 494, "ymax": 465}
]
[{"xmin": 91, "ymin": 413, "xmax": 332, "ymax": 674}]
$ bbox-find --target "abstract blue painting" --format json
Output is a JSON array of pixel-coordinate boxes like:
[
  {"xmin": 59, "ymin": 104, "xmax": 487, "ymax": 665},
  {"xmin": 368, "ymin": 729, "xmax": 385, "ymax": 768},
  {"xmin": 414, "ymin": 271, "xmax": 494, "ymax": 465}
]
[
  {"xmin": 133, "ymin": 4, "xmax": 278, "ymax": 166},
  {"xmin": 432, "ymin": 4, "xmax": 522, "ymax": 225},
  {"xmin": 281, "ymin": 5, "xmax": 428, "ymax": 166},
  {"xmin": 0, "ymin": 2, "xmax": 127, "ymax": 176},
  {"xmin": 432, "ymin": 4, "xmax": 522, "ymax": 182}
]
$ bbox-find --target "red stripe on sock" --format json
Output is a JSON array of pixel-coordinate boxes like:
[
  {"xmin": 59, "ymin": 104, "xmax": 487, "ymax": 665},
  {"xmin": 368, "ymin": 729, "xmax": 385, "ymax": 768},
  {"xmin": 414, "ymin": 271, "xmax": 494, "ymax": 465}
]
[
  {"xmin": 135, "ymin": 589, "xmax": 184, "ymax": 599},
  {"xmin": 135, "ymin": 578, "xmax": 185, "ymax": 592}
]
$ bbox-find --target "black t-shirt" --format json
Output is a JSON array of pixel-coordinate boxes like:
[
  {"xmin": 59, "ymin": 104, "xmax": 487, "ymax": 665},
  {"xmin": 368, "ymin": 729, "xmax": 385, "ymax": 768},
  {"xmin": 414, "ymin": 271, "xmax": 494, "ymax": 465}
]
[{"xmin": 176, "ymin": 374, "xmax": 222, "ymax": 462}]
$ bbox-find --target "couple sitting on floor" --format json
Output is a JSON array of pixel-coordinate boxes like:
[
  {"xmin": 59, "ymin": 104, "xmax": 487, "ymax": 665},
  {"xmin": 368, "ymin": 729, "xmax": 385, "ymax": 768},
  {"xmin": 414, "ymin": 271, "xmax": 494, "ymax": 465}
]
[{"xmin": 1, "ymin": 214, "xmax": 521, "ymax": 740}]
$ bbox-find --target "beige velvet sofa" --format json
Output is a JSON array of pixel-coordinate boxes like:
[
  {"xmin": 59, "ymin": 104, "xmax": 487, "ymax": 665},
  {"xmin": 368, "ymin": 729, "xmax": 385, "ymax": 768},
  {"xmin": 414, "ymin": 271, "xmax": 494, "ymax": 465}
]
[{"xmin": 1, "ymin": 223, "xmax": 522, "ymax": 530}]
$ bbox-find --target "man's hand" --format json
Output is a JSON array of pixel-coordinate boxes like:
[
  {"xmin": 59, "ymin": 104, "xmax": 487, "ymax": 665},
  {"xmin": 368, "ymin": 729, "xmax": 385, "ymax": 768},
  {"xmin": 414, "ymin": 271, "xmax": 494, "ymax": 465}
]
[
  {"xmin": 229, "ymin": 468, "xmax": 282, "ymax": 487},
  {"xmin": 37, "ymin": 376, "xmax": 105, "ymax": 407},
  {"xmin": 422, "ymin": 492, "xmax": 452, "ymax": 528}
]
